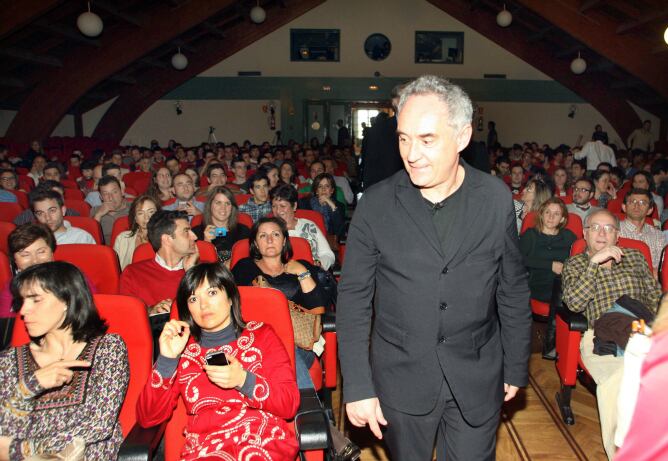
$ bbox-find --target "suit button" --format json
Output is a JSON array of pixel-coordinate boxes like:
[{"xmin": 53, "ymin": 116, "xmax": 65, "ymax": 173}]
[
  {"xmin": 441, "ymin": 267, "xmax": 448, "ymax": 274},
  {"xmin": 440, "ymin": 303, "xmax": 447, "ymax": 310},
  {"xmin": 438, "ymin": 336, "xmax": 446, "ymax": 344}
]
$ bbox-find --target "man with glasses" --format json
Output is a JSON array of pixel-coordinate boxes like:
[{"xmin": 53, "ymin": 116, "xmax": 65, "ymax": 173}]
[
  {"xmin": 562, "ymin": 209, "xmax": 661, "ymax": 459},
  {"xmin": 619, "ymin": 188, "xmax": 665, "ymax": 271},
  {"xmin": 567, "ymin": 177, "xmax": 600, "ymax": 221}
]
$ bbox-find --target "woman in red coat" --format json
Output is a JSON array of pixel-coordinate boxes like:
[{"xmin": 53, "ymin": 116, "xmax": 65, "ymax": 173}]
[{"xmin": 136, "ymin": 262, "xmax": 299, "ymax": 460}]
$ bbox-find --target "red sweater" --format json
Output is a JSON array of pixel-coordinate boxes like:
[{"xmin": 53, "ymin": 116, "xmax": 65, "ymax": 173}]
[
  {"xmin": 119, "ymin": 258, "xmax": 184, "ymax": 307},
  {"xmin": 136, "ymin": 322, "xmax": 299, "ymax": 460}
]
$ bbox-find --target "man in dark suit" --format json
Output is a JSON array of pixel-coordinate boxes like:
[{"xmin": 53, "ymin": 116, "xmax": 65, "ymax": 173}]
[{"xmin": 338, "ymin": 75, "xmax": 531, "ymax": 460}]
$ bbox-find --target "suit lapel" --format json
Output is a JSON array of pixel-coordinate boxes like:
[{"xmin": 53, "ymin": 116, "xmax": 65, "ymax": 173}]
[{"xmin": 395, "ymin": 174, "xmax": 444, "ymax": 258}]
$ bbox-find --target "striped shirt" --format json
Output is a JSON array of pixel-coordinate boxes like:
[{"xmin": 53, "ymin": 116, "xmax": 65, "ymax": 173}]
[{"xmin": 562, "ymin": 249, "xmax": 661, "ymax": 328}]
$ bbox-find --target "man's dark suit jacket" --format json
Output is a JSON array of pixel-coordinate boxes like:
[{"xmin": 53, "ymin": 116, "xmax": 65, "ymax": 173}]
[
  {"xmin": 361, "ymin": 115, "xmax": 403, "ymax": 189},
  {"xmin": 338, "ymin": 160, "xmax": 531, "ymax": 426}
]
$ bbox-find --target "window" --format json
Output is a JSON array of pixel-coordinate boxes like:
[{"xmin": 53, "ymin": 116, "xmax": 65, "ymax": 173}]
[
  {"xmin": 290, "ymin": 29, "xmax": 340, "ymax": 62},
  {"xmin": 415, "ymin": 31, "xmax": 464, "ymax": 64}
]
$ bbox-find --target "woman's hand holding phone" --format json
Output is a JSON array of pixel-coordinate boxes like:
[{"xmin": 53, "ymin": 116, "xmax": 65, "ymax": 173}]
[
  {"xmin": 159, "ymin": 320, "xmax": 190, "ymax": 359},
  {"xmin": 204, "ymin": 354, "xmax": 247, "ymax": 389}
]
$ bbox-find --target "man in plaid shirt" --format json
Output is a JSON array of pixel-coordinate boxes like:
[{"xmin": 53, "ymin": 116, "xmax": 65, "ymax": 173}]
[
  {"xmin": 562, "ymin": 209, "xmax": 661, "ymax": 459},
  {"xmin": 239, "ymin": 172, "xmax": 271, "ymax": 223}
]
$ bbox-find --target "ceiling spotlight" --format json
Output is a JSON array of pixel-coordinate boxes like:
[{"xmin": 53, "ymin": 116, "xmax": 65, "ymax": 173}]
[
  {"xmin": 664, "ymin": 26, "xmax": 668, "ymax": 45},
  {"xmin": 250, "ymin": 1, "xmax": 266, "ymax": 24},
  {"xmin": 171, "ymin": 48, "xmax": 188, "ymax": 70},
  {"xmin": 570, "ymin": 52, "xmax": 587, "ymax": 74},
  {"xmin": 77, "ymin": 2, "xmax": 104, "ymax": 37},
  {"xmin": 369, "ymin": 84, "xmax": 379, "ymax": 91},
  {"xmin": 496, "ymin": 5, "xmax": 512, "ymax": 27}
]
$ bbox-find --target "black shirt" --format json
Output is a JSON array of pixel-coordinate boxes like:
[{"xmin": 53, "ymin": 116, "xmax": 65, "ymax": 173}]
[
  {"xmin": 425, "ymin": 185, "xmax": 464, "ymax": 255},
  {"xmin": 192, "ymin": 223, "xmax": 250, "ymax": 263}
]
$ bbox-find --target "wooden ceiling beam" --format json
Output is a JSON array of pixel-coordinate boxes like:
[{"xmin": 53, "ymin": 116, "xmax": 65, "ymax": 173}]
[
  {"xmin": 0, "ymin": 0, "xmax": 64, "ymax": 40},
  {"xmin": 425, "ymin": 0, "xmax": 642, "ymax": 141},
  {"xmin": 616, "ymin": 7, "xmax": 668, "ymax": 34},
  {"xmin": 93, "ymin": 0, "xmax": 143, "ymax": 27},
  {"xmin": 579, "ymin": 0, "xmax": 604, "ymax": 13},
  {"xmin": 0, "ymin": 47, "xmax": 63, "ymax": 67},
  {"xmin": 513, "ymin": 0, "xmax": 668, "ymax": 100},
  {"xmin": 5, "ymin": 0, "xmax": 239, "ymax": 143},
  {"xmin": 93, "ymin": 0, "xmax": 326, "ymax": 143},
  {"xmin": 35, "ymin": 20, "xmax": 101, "ymax": 47}
]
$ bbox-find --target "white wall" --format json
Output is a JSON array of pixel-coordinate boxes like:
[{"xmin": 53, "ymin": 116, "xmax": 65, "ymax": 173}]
[
  {"xmin": 471, "ymin": 102, "xmax": 624, "ymax": 148},
  {"xmin": 51, "ymin": 114, "xmax": 74, "ymax": 136},
  {"xmin": 202, "ymin": 0, "xmax": 550, "ymax": 80},
  {"xmin": 121, "ymin": 100, "xmax": 281, "ymax": 146},
  {"xmin": 0, "ymin": 110, "xmax": 16, "ymax": 136},
  {"xmin": 83, "ymin": 98, "xmax": 118, "ymax": 137}
]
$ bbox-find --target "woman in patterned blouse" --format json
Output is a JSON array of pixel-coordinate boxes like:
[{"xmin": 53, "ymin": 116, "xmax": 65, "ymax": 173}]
[
  {"xmin": 0, "ymin": 261, "xmax": 129, "ymax": 460},
  {"xmin": 136, "ymin": 262, "xmax": 300, "ymax": 460}
]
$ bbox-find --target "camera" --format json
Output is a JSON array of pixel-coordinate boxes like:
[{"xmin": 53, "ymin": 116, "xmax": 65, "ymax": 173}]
[{"xmin": 213, "ymin": 227, "xmax": 227, "ymax": 237}]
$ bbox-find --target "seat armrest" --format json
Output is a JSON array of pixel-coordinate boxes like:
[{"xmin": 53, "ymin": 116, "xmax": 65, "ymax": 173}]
[
  {"xmin": 117, "ymin": 422, "xmax": 166, "ymax": 461},
  {"xmin": 557, "ymin": 304, "xmax": 588, "ymax": 332},
  {"xmin": 322, "ymin": 312, "xmax": 336, "ymax": 333},
  {"xmin": 294, "ymin": 388, "xmax": 330, "ymax": 451}
]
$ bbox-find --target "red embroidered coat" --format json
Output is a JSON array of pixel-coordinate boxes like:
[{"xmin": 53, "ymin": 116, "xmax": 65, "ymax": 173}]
[{"xmin": 136, "ymin": 322, "xmax": 300, "ymax": 460}]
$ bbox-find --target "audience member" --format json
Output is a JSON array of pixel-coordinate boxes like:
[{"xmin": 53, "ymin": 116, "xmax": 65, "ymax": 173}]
[
  {"xmin": 592, "ymin": 124, "xmax": 609, "ymax": 145},
  {"xmin": 27, "ymin": 154, "xmax": 46, "ymax": 187},
  {"xmin": 270, "ymin": 184, "xmax": 335, "ymax": 270},
  {"xmin": 147, "ymin": 167, "xmax": 174, "ymax": 204},
  {"xmin": 228, "ymin": 157, "xmax": 248, "ymax": 192},
  {"xmin": 322, "ymin": 156, "xmax": 354, "ymax": 205},
  {"xmin": 14, "ymin": 181, "xmax": 81, "ymax": 226},
  {"xmin": 42, "ymin": 162, "xmax": 63, "ymax": 182},
  {"xmin": 90, "ymin": 176, "xmax": 130, "ymax": 244},
  {"xmin": 575, "ymin": 140, "xmax": 616, "ymax": 173},
  {"xmin": 31, "ymin": 189, "xmax": 95, "ymax": 245},
  {"xmin": 570, "ymin": 160, "xmax": 586, "ymax": 182},
  {"xmin": 279, "ymin": 160, "xmax": 298, "ymax": 188},
  {"xmin": 258, "ymin": 162, "xmax": 280, "ymax": 189},
  {"xmin": 592, "ymin": 169, "xmax": 616, "ymax": 209},
  {"xmin": 619, "ymin": 188, "xmax": 665, "ymax": 271},
  {"xmin": 85, "ymin": 163, "xmax": 134, "ymax": 207},
  {"xmin": 204, "ymin": 162, "xmax": 227, "ymax": 191},
  {"xmin": 627, "ymin": 120, "xmax": 654, "ymax": 153},
  {"xmin": 192, "ymin": 186, "xmax": 250, "ymax": 265},
  {"xmin": 562, "ymin": 209, "xmax": 661, "ymax": 459},
  {"xmin": 630, "ymin": 171, "xmax": 663, "ymax": 218},
  {"xmin": 119, "ymin": 210, "xmax": 198, "ymax": 314},
  {"xmin": 113, "ymin": 195, "xmax": 160, "ymax": 270},
  {"xmin": 509, "ymin": 164, "xmax": 525, "ymax": 195},
  {"xmin": 514, "ymin": 178, "xmax": 552, "ymax": 233},
  {"xmin": 302, "ymin": 173, "xmax": 346, "ymax": 237},
  {"xmin": 232, "ymin": 217, "xmax": 326, "ymax": 389},
  {"xmin": 567, "ymin": 177, "xmax": 600, "ymax": 222},
  {"xmin": 136, "ymin": 262, "xmax": 299, "ymax": 460},
  {"xmin": 238, "ymin": 172, "xmax": 271, "ymax": 223},
  {"xmin": 553, "ymin": 167, "xmax": 570, "ymax": 197},
  {"xmin": 162, "ymin": 173, "xmax": 204, "ymax": 218},
  {"xmin": 0, "ymin": 262, "xmax": 128, "ymax": 460}
]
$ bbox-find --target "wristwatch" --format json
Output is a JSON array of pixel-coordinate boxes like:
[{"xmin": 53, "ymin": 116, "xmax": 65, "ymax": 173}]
[{"xmin": 297, "ymin": 271, "xmax": 311, "ymax": 281}]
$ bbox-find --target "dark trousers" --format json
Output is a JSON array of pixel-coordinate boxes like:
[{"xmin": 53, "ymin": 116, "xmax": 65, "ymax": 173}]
[{"xmin": 380, "ymin": 380, "xmax": 499, "ymax": 461}]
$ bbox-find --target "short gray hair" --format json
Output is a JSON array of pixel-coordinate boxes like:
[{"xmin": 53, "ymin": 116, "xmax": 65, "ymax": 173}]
[
  {"xmin": 397, "ymin": 75, "xmax": 473, "ymax": 132},
  {"xmin": 584, "ymin": 208, "xmax": 620, "ymax": 229}
]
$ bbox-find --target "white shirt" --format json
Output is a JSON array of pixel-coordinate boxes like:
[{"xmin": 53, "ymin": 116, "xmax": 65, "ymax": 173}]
[
  {"xmin": 574, "ymin": 141, "xmax": 616, "ymax": 171},
  {"xmin": 55, "ymin": 220, "xmax": 96, "ymax": 245},
  {"xmin": 290, "ymin": 218, "xmax": 335, "ymax": 270}
]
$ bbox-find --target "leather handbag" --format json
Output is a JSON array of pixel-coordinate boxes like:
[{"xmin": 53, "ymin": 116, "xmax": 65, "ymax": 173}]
[{"xmin": 252, "ymin": 275, "xmax": 325, "ymax": 349}]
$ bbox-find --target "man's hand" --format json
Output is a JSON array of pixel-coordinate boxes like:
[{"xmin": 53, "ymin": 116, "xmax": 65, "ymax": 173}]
[
  {"xmin": 149, "ymin": 298, "xmax": 172, "ymax": 315},
  {"xmin": 551, "ymin": 261, "xmax": 564, "ymax": 275},
  {"xmin": 184, "ymin": 201, "xmax": 202, "ymax": 216},
  {"xmin": 93, "ymin": 202, "xmax": 111, "ymax": 221},
  {"xmin": 504, "ymin": 383, "xmax": 520, "ymax": 402},
  {"xmin": 590, "ymin": 245, "xmax": 624, "ymax": 265},
  {"xmin": 183, "ymin": 245, "xmax": 200, "ymax": 271},
  {"xmin": 346, "ymin": 398, "xmax": 387, "ymax": 439}
]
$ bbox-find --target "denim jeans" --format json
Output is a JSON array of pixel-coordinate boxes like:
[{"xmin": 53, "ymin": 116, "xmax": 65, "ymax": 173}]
[{"xmin": 295, "ymin": 347, "xmax": 315, "ymax": 389}]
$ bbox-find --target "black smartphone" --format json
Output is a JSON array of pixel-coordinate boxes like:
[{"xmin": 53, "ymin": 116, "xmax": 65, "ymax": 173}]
[{"xmin": 205, "ymin": 351, "xmax": 229, "ymax": 366}]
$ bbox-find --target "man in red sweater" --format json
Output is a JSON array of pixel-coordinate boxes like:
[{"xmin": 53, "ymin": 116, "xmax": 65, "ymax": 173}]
[{"xmin": 120, "ymin": 210, "xmax": 198, "ymax": 314}]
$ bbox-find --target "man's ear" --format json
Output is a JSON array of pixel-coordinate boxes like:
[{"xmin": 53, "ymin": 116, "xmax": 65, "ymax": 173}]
[
  {"xmin": 456, "ymin": 124, "xmax": 473, "ymax": 153},
  {"xmin": 622, "ymin": 203, "xmax": 626, "ymax": 214},
  {"xmin": 646, "ymin": 203, "xmax": 654, "ymax": 217}
]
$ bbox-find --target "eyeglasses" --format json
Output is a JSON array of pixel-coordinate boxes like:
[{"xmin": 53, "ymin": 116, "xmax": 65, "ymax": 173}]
[
  {"xmin": 584, "ymin": 223, "xmax": 619, "ymax": 234},
  {"xmin": 627, "ymin": 199, "xmax": 650, "ymax": 207},
  {"xmin": 574, "ymin": 187, "xmax": 592, "ymax": 193}
]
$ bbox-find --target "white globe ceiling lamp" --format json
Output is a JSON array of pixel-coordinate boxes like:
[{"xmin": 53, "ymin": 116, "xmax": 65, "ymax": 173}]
[
  {"xmin": 664, "ymin": 26, "xmax": 668, "ymax": 45},
  {"xmin": 171, "ymin": 48, "xmax": 188, "ymax": 70},
  {"xmin": 250, "ymin": 1, "xmax": 266, "ymax": 24},
  {"xmin": 570, "ymin": 52, "xmax": 587, "ymax": 74},
  {"xmin": 496, "ymin": 5, "xmax": 512, "ymax": 27},
  {"xmin": 77, "ymin": 2, "xmax": 103, "ymax": 37}
]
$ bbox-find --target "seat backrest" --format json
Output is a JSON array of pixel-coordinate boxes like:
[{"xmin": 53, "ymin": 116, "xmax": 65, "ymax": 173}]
[
  {"xmin": 64, "ymin": 199, "xmax": 91, "ymax": 217},
  {"xmin": 520, "ymin": 211, "xmax": 583, "ymax": 238},
  {"xmin": 12, "ymin": 294, "xmax": 152, "ymax": 437},
  {"xmin": 163, "ymin": 286, "xmax": 295, "ymax": 461},
  {"xmin": 230, "ymin": 236, "xmax": 313, "ymax": 268},
  {"xmin": 9, "ymin": 190, "xmax": 29, "ymax": 209},
  {"xmin": 131, "ymin": 240, "xmax": 218, "ymax": 264},
  {"xmin": 0, "ymin": 202, "xmax": 24, "ymax": 223},
  {"xmin": 64, "ymin": 216, "xmax": 103, "ymax": 245},
  {"xmin": 295, "ymin": 210, "xmax": 327, "ymax": 236},
  {"xmin": 110, "ymin": 215, "xmax": 130, "ymax": 247},
  {"xmin": 64, "ymin": 188, "xmax": 84, "ymax": 200},
  {"xmin": 238, "ymin": 212, "xmax": 253, "ymax": 229},
  {"xmin": 570, "ymin": 237, "xmax": 653, "ymax": 269},
  {"xmin": 122, "ymin": 172, "xmax": 151, "ymax": 195},
  {"xmin": 234, "ymin": 194, "xmax": 251, "ymax": 206},
  {"xmin": 661, "ymin": 247, "xmax": 668, "ymax": 291},
  {"xmin": 0, "ymin": 251, "xmax": 12, "ymax": 290},
  {"xmin": 0, "ymin": 221, "xmax": 16, "ymax": 254},
  {"xmin": 54, "ymin": 244, "xmax": 120, "ymax": 294}
]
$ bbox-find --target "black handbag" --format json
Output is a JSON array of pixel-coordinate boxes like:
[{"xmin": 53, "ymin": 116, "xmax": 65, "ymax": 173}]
[{"xmin": 312, "ymin": 266, "xmax": 338, "ymax": 311}]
